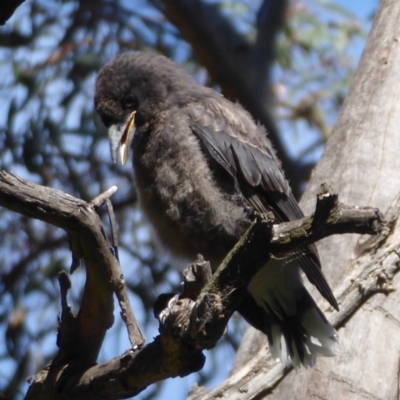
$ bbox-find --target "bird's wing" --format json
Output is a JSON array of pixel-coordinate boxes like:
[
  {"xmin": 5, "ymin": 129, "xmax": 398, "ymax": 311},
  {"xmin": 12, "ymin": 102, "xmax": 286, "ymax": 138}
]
[{"xmin": 188, "ymin": 99, "xmax": 338, "ymax": 310}]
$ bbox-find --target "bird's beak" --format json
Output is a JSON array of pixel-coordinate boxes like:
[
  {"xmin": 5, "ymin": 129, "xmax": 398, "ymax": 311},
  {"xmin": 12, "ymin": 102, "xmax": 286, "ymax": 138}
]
[{"xmin": 108, "ymin": 110, "xmax": 136, "ymax": 165}]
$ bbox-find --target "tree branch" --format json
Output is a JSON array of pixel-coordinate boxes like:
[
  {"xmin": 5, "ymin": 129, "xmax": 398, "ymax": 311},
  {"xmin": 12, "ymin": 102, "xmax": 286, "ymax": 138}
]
[
  {"xmin": 0, "ymin": 171, "xmax": 139, "ymax": 398},
  {"xmin": 188, "ymin": 193, "xmax": 400, "ymax": 400},
  {"xmin": 0, "ymin": 172, "xmax": 384, "ymax": 398}
]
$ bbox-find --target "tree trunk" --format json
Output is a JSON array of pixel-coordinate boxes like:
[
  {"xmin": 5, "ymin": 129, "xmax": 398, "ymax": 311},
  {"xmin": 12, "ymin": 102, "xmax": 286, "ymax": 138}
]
[{"xmin": 234, "ymin": 0, "xmax": 400, "ymax": 398}]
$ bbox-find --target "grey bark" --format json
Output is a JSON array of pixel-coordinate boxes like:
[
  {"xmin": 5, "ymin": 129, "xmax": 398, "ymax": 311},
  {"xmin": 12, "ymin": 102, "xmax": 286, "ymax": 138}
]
[{"xmin": 229, "ymin": 0, "xmax": 400, "ymax": 399}]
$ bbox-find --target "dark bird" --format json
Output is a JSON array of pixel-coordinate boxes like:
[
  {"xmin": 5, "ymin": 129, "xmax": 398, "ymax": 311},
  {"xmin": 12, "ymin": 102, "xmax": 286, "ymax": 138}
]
[{"xmin": 94, "ymin": 52, "xmax": 339, "ymax": 367}]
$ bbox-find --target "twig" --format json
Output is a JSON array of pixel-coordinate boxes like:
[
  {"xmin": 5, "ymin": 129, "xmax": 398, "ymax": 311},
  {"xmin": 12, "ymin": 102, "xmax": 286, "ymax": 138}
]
[
  {"xmin": 90, "ymin": 187, "xmax": 144, "ymax": 349},
  {"xmin": 90, "ymin": 185, "xmax": 118, "ymax": 208},
  {"xmin": 90, "ymin": 186, "xmax": 120, "ymax": 260},
  {"xmin": 112, "ymin": 270, "xmax": 145, "ymax": 349},
  {"xmin": 105, "ymin": 198, "xmax": 119, "ymax": 261}
]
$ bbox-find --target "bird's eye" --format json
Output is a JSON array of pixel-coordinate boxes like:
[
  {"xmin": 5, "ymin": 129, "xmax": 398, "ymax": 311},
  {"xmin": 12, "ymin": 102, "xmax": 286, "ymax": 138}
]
[{"xmin": 121, "ymin": 94, "xmax": 138, "ymax": 111}]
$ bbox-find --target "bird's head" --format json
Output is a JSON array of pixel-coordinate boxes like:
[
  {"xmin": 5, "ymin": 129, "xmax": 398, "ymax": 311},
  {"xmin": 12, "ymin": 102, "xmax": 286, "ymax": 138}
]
[{"xmin": 94, "ymin": 51, "xmax": 195, "ymax": 165}]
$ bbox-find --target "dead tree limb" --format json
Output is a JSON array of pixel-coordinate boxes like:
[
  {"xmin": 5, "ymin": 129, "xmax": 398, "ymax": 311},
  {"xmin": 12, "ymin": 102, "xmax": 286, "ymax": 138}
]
[
  {"xmin": 0, "ymin": 171, "xmax": 385, "ymax": 399},
  {"xmin": 188, "ymin": 193, "xmax": 400, "ymax": 400}
]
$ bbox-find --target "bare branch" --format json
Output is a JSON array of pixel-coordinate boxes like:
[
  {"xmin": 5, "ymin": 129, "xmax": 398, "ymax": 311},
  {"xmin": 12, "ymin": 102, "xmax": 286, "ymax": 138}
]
[
  {"xmin": 188, "ymin": 194, "xmax": 400, "ymax": 400},
  {"xmin": 112, "ymin": 266, "xmax": 145, "ymax": 350},
  {"xmin": 90, "ymin": 185, "xmax": 118, "ymax": 208},
  {"xmin": 0, "ymin": 172, "xmax": 384, "ymax": 398},
  {"xmin": 91, "ymin": 187, "xmax": 144, "ymax": 349},
  {"xmin": 0, "ymin": 172, "xmax": 126, "ymax": 398}
]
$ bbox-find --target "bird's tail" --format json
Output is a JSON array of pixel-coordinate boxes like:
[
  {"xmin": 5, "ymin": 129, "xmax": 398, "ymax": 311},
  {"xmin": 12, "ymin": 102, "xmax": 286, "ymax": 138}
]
[{"xmin": 246, "ymin": 258, "xmax": 338, "ymax": 367}]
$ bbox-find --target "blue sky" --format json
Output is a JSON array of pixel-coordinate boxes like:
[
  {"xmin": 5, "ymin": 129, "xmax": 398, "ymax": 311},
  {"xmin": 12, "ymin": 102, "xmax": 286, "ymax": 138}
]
[{"xmin": 336, "ymin": 0, "xmax": 377, "ymax": 19}]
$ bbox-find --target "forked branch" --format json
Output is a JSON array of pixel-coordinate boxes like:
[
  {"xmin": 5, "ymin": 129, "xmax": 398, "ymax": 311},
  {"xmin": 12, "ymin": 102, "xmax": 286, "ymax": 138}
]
[{"xmin": 0, "ymin": 172, "xmax": 384, "ymax": 399}]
